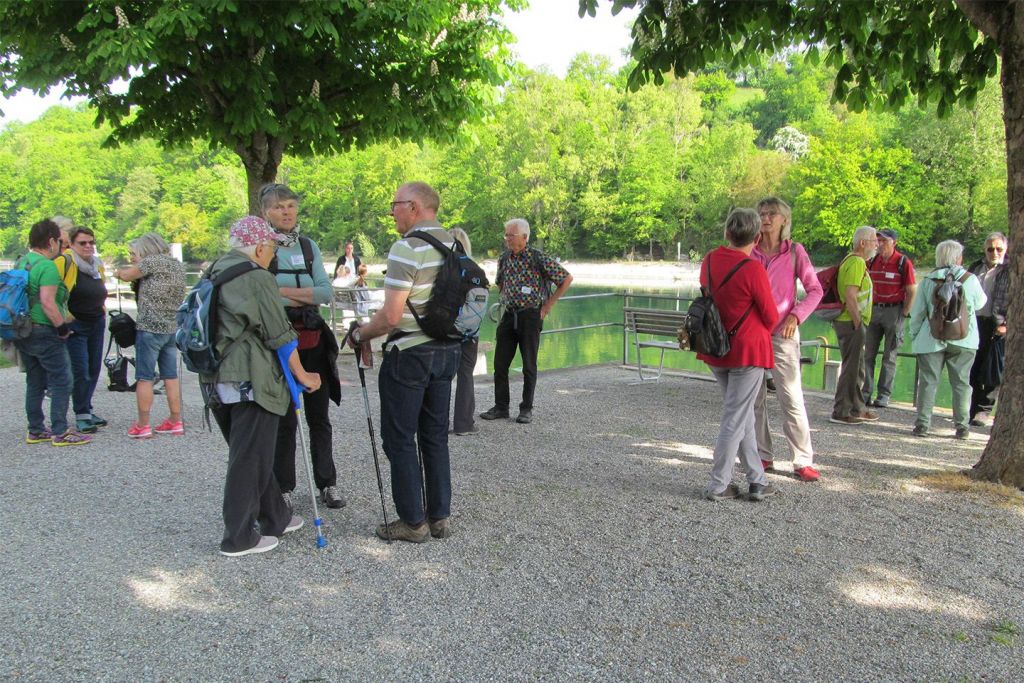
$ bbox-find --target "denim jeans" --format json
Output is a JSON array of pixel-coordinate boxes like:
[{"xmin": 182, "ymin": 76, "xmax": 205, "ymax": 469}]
[
  {"xmin": 378, "ymin": 340, "xmax": 460, "ymax": 524},
  {"xmin": 15, "ymin": 324, "xmax": 73, "ymax": 435},
  {"xmin": 67, "ymin": 315, "xmax": 106, "ymax": 416},
  {"xmin": 135, "ymin": 330, "xmax": 178, "ymax": 381}
]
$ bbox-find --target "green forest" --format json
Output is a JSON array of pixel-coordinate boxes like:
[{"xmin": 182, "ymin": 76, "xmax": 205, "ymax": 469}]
[{"xmin": 0, "ymin": 52, "xmax": 1008, "ymax": 264}]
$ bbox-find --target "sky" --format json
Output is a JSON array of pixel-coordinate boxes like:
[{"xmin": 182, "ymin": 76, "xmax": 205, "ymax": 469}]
[{"xmin": 0, "ymin": 3, "xmax": 637, "ymax": 126}]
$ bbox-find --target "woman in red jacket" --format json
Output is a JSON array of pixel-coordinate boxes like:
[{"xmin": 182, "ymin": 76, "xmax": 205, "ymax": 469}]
[{"xmin": 699, "ymin": 208, "xmax": 780, "ymax": 502}]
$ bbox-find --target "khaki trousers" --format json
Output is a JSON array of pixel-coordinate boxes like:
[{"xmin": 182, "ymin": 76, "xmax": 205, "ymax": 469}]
[{"xmin": 754, "ymin": 334, "xmax": 815, "ymax": 468}]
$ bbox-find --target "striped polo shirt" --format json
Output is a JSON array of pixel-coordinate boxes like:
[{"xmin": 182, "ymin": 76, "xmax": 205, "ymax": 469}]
[{"xmin": 384, "ymin": 221, "xmax": 454, "ymax": 349}]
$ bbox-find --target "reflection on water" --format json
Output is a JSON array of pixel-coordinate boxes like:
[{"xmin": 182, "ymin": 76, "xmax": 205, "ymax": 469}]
[{"xmin": 476, "ymin": 284, "xmax": 954, "ymax": 410}]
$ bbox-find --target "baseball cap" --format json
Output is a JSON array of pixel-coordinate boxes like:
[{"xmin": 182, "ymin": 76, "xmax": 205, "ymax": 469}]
[
  {"xmin": 877, "ymin": 228, "xmax": 898, "ymax": 240},
  {"xmin": 230, "ymin": 216, "xmax": 285, "ymax": 247}
]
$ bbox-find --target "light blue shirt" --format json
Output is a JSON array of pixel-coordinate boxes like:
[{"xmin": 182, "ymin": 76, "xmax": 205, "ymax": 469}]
[{"xmin": 908, "ymin": 265, "xmax": 987, "ymax": 354}]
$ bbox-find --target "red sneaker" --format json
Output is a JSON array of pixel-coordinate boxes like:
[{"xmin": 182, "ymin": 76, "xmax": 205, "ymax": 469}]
[
  {"xmin": 127, "ymin": 423, "xmax": 153, "ymax": 439},
  {"xmin": 761, "ymin": 459, "xmax": 776, "ymax": 472},
  {"xmin": 154, "ymin": 419, "xmax": 185, "ymax": 436},
  {"xmin": 794, "ymin": 466, "xmax": 821, "ymax": 482}
]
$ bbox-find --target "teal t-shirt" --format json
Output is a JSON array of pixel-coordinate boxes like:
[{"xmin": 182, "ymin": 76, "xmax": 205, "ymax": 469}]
[{"xmin": 18, "ymin": 251, "xmax": 68, "ymax": 326}]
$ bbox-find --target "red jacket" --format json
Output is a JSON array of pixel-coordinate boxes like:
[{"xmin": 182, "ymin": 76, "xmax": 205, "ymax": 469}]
[{"xmin": 697, "ymin": 246, "xmax": 778, "ymax": 369}]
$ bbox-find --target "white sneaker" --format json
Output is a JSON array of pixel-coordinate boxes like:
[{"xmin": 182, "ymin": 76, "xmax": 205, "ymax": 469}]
[
  {"xmin": 220, "ymin": 535, "xmax": 279, "ymax": 557},
  {"xmin": 283, "ymin": 515, "xmax": 304, "ymax": 534}
]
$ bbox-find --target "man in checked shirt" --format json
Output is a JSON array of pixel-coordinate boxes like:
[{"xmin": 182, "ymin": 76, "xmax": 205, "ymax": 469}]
[{"xmin": 480, "ymin": 218, "xmax": 572, "ymax": 425}]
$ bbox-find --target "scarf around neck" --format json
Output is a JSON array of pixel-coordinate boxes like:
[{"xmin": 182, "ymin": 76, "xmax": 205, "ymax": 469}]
[{"xmin": 70, "ymin": 250, "xmax": 102, "ymax": 279}]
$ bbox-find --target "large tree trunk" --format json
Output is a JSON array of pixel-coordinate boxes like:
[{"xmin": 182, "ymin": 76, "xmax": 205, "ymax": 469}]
[
  {"xmin": 967, "ymin": 1, "xmax": 1024, "ymax": 488},
  {"xmin": 235, "ymin": 132, "xmax": 286, "ymax": 215}
]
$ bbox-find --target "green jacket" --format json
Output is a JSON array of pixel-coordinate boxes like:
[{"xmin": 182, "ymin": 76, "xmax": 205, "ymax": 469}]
[{"xmin": 200, "ymin": 250, "xmax": 298, "ymax": 416}]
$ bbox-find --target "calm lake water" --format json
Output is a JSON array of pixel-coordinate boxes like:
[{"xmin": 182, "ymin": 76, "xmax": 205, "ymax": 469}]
[{"xmin": 471, "ymin": 283, "xmax": 953, "ymax": 409}]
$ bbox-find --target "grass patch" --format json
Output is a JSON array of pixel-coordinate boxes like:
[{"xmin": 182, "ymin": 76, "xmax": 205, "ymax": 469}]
[
  {"xmin": 916, "ymin": 471, "xmax": 1024, "ymax": 509},
  {"xmin": 990, "ymin": 620, "xmax": 1018, "ymax": 647}
]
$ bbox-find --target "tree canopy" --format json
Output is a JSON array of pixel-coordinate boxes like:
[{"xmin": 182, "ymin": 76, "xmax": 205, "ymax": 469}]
[{"xmin": 0, "ymin": 0, "xmax": 521, "ymax": 211}]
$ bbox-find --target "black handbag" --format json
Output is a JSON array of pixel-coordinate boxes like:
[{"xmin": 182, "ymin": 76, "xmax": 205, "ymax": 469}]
[
  {"xmin": 104, "ymin": 336, "xmax": 136, "ymax": 392},
  {"xmin": 108, "ymin": 310, "xmax": 137, "ymax": 348}
]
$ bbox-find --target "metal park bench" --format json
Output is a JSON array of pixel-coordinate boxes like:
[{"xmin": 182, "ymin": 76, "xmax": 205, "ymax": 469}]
[{"xmin": 623, "ymin": 306, "xmax": 688, "ymax": 382}]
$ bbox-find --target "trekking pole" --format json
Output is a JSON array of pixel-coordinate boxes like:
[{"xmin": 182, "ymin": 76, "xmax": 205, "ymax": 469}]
[
  {"xmin": 276, "ymin": 340, "xmax": 327, "ymax": 549},
  {"xmin": 417, "ymin": 440, "xmax": 427, "ymax": 518},
  {"xmin": 345, "ymin": 324, "xmax": 391, "ymax": 543}
]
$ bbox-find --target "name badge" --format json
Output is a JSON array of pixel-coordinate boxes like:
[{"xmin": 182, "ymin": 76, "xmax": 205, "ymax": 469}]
[
  {"xmin": 885, "ymin": 272, "xmax": 896, "ymax": 279},
  {"xmin": 521, "ymin": 285, "xmax": 533, "ymax": 295},
  {"xmin": 291, "ymin": 255, "xmax": 306, "ymax": 267}
]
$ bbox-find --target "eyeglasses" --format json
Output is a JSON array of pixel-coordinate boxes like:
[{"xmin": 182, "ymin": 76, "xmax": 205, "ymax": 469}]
[
  {"xmin": 390, "ymin": 200, "xmax": 413, "ymax": 210},
  {"xmin": 504, "ymin": 232, "xmax": 523, "ymax": 239},
  {"xmin": 75, "ymin": 240, "xmax": 96, "ymax": 246},
  {"xmin": 758, "ymin": 211, "xmax": 780, "ymax": 219},
  {"xmin": 986, "ymin": 246, "xmax": 1005, "ymax": 253}
]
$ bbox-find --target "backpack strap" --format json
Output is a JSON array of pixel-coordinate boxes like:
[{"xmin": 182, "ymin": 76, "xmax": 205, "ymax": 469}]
[
  {"xmin": 402, "ymin": 229, "xmax": 457, "ymax": 334},
  {"xmin": 704, "ymin": 253, "xmax": 755, "ymax": 336},
  {"xmin": 269, "ymin": 235, "xmax": 315, "ymax": 288},
  {"xmin": 208, "ymin": 260, "xmax": 261, "ymax": 359}
]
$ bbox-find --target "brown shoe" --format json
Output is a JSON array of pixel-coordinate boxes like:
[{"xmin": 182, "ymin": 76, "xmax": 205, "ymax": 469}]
[
  {"xmin": 429, "ymin": 518, "xmax": 451, "ymax": 539},
  {"xmin": 376, "ymin": 519, "xmax": 429, "ymax": 543},
  {"xmin": 853, "ymin": 410, "xmax": 879, "ymax": 422},
  {"xmin": 828, "ymin": 414, "xmax": 862, "ymax": 425}
]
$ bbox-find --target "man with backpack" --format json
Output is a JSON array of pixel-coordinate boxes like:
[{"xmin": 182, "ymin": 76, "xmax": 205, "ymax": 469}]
[
  {"xmin": 479, "ymin": 218, "xmax": 572, "ymax": 425},
  {"xmin": 907, "ymin": 240, "xmax": 987, "ymax": 439},
  {"xmin": 346, "ymin": 182, "xmax": 461, "ymax": 543},
  {"xmin": 830, "ymin": 226, "xmax": 880, "ymax": 426},
  {"xmin": 967, "ymin": 232, "xmax": 1009, "ymax": 426},
  {"xmin": 862, "ymin": 228, "xmax": 917, "ymax": 408}
]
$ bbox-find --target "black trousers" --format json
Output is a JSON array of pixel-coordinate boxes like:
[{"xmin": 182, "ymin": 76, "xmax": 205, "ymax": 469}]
[
  {"xmin": 213, "ymin": 401, "xmax": 290, "ymax": 553},
  {"xmin": 493, "ymin": 308, "xmax": 543, "ymax": 412},
  {"xmin": 970, "ymin": 316, "xmax": 1003, "ymax": 417},
  {"xmin": 273, "ymin": 341, "xmax": 337, "ymax": 493},
  {"xmin": 453, "ymin": 337, "xmax": 478, "ymax": 433}
]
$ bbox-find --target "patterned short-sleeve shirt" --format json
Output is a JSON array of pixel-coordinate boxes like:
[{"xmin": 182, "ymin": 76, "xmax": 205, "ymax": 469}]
[
  {"xmin": 137, "ymin": 253, "xmax": 187, "ymax": 334},
  {"xmin": 498, "ymin": 247, "xmax": 570, "ymax": 310}
]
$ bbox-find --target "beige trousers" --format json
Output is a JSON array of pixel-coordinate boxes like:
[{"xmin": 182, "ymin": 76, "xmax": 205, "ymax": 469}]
[{"xmin": 754, "ymin": 333, "xmax": 815, "ymax": 468}]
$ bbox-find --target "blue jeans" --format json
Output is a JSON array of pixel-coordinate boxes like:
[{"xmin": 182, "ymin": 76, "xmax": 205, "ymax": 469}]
[
  {"xmin": 135, "ymin": 330, "xmax": 178, "ymax": 382},
  {"xmin": 15, "ymin": 325, "xmax": 73, "ymax": 435},
  {"xmin": 67, "ymin": 315, "xmax": 106, "ymax": 416},
  {"xmin": 378, "ymin": 341, "xmax": 460, "ymax": 524}
]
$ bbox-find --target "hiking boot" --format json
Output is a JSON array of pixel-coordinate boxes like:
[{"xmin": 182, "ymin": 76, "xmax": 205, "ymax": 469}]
[
  {"xmin": 747, "ymin": 482, "xmax": 778, "ymax": 502},
  {"xmin": 283, "ymin": 515, "xmax": 304, "ymax": 534},
  {"xmin": 794, "ymin": 466, "xmax": 821, "ymax": 482},
  {"xmin": 479, "ymin": 406, "xmax": 510, "ymax": 420},
  {"xmin": 89, "ymin": 414, "xmax": 108, "ymax": 428},
  {"xmin": 761, "ymin": 459, "xmax": 775, "ymax": 472},
  {"xmin": 955, "ymin": 427, "xmax": 970, "ymax": 440},
  {"xmin": 375, "ymin": 519, "xmax": 429, "ymax": 543},
  {"xmin": 829, "ymin": 414, "xmax": 862, "ymax": 426},
  {"xmin": 76, "ymin": 417, "xmax": 98, "ymax": 434},
  {"xmin": 127, "ymin": 423, "xmax": 153, "ymax": 439},
  {"xmin": 429, "ymin": 518, "xmax": 451, "ymax": 539},
  {"xmin": 516, "ymin": 410, "xmax": 533, "ymax": 424},
  {"xmin": 704, "ymin": 483, "xmax": 741, "ymax": 501},
  {"xmin": 853, "ymin": 410, "xmax": 879, "ymax": 422},
  {"xmin": 321, "ymin": 486, "xmax": 347, "ymax": 509},
  {"xmin": 25, "ymin": 428, "xmax": 53, "ymax": 444},
  {"xmin": 454, "ymin": 424, "xmax": 479, "ymax": 436},
  {"xmin": 912, "ymin": 425, "xmax": 929, "ymax": 437},
  {"xmin": 51, "ymin": 430, "xmax": 92, "ymax": 447},
  {"xmin": 220, "ymin": 535, "xmax": 278, "ymax": 557},
  {"xmin": 154, "ymin": 419, "xmax": 184, "ymax": 436}
]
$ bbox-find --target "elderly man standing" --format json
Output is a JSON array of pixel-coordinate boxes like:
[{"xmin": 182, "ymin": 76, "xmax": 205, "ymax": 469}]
[
  {"xmin": 968, "ymin": 232, "xmax": 1010, "ymax": 426},
  {"xmin": 347, "ymin": 182, "xmax": 461, "ymax": 543},
  {"xmin": 830, "ymin": 226, "xmax": 879, "ymax": 425},
  {"xmin": 862, "ymin": 228, "xmax": 917, "ymax": 408},
  {"xmin": 479, "ymin": 218, "xmax": 572, "ymax": 425}
]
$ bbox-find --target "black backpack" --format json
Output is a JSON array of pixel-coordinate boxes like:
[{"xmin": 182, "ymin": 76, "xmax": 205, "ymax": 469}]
[
  {"xmin": 678, "ymin": 254, "xmax": 752, "ymax": 358},
  {"xmin": 404, "ymin": 230, "xmax": 490, "ymax": 341}
]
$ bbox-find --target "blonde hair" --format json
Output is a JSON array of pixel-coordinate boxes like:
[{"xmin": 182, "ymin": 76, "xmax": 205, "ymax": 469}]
[
  {"xmin": 449, "ymin": 227, "xmax": 472, "ymax": 257},
  {"xmin": 129, "ymin": 232, "xmax": 170, "ymax": 259}
]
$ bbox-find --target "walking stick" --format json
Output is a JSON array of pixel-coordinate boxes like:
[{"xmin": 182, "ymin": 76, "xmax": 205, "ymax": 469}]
[
  {"xmin": 276, "ymin": 340, "xmax": 327, "ymax": 549},
  {"xmin": 345, "ymin": 324, "xmax": 392, "ymax": 543}
]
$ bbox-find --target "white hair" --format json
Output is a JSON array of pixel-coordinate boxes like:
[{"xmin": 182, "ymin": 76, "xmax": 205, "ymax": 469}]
[
  {"xmin": 505, "ymin": 218, "xmax": 530, "ymax": 240},
  {"xmin": 852, "ymin": 225, "xmax": 876, "ymax": 250},
  {"xmin": 935, "ymin": 240, "xmax": 964, "ymax": 268}
]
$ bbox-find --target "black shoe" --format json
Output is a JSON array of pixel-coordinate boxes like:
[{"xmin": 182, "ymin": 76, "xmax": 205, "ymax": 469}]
[
  {"xmin": 480, "ymin": 407, "xmax": 509, "ymax": 420},
  {"xmin": 912, "ymin": 425, "xmax": 929, "ymax": 437},
  {"xmin": 954, "ymin": 427, "xmax": 970, "ymax": 440},
  {"xmin": 766, "ymin": 378, "xmax": 776, "ymax": 393},
  {"xmin": 747, "ymin": 482, "xmax": 778, "ymax": 502},
  {"xmin": 321, "ymin": 486, "xmax": 347, "ymax": 509},
  {"xmin": 516, "ymin": 410, "xmax": 533, "ymax": 424}
]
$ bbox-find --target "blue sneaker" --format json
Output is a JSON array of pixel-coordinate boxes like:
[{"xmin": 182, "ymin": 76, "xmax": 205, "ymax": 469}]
[
  {"xmin": 76, "ymin": 418, "xmax": 98, "ymax": 434},
  {"xmin": 89, "ymin": 414, "xmax": 108, "ymax": 427}
]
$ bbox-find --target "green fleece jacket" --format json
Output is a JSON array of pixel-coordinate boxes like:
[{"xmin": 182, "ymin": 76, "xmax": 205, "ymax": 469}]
[{"xmin": 200, "ymin": 250, "xmax": 298, "ymax": 416}]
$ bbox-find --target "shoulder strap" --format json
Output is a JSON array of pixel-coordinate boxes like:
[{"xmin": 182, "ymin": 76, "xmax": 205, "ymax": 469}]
[
  {"xmin": 712, "ymin": 257, "xmax": 751, "ymax": 294},
  {"xmin": 212, "ymin": 260, "xmax": 260, "ymax": 286},
  {"xmin": 298, "ymin": 236, "xmax": 314, "ymax": 276},
  {"xmin": 207, "ymin": 260, "xmax": 261, "ymax": 359},
  {"xmin": 406, "ymin": 229, "xmax": 454, "ymax": 256}
]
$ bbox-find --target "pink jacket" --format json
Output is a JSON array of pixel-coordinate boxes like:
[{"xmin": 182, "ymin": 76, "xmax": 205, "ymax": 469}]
[{"xmin": 752, "ymin": 240, "xmax": 823, "ymax": 335}]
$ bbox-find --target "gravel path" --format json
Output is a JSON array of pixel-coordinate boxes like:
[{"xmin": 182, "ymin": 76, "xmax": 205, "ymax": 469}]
[{"xmin": 1, "ymin": 355, "xmax": 1021, "ymax": 681}]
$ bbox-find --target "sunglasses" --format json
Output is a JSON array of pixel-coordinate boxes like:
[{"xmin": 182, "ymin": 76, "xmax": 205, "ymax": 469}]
[
  {"xmin": 986, "ymin": 247, "xmax": 1005, "ymax": 253},
  {"xmin": 75, "ymin": 240, "xmax": 96, "ymax": 246}
]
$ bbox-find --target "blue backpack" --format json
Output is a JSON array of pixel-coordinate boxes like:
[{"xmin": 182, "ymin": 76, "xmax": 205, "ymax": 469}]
[
  {"xmin": 176, "ymin": 260, "xmax": 260, "ymax": 374},
  {"xmin": 0, "ymin": 256, "xmax": 35, "ymax": 341}
]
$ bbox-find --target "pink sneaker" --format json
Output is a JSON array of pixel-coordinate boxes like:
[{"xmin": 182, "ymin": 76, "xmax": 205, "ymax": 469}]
[
  {"xmin": 154, "ymin": 419, "xmax": 185, "ymax": 436},
  {"xmin": 794, "ymin": 465, "xmax": 821, "ymax": 482},
  {"xmin": 127, "ymin": 423, "xmax": 153, "ymax": 439}
]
